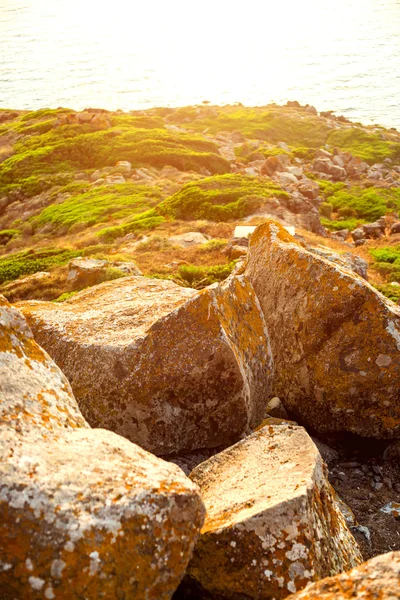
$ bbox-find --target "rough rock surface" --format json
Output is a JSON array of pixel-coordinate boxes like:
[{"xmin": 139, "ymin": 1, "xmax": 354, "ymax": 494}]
[
  {"xmin": 18, "ymin": 275, "xmax": 273, "ymax": 455},
  {"xmin": 245, "ymin": 221, "xmax": 400, "ymax": 439},
  {"xmin": 67, "ymin": 257, "xmax": 141, "ymax": 288},
  {"xmin": 178, "ymin": 422, "xmax": 361, "ymax": 600},
  {"xmin": 309, "ymin": 248, "xmax": 368, "ymax": 280},
  {"xmin": 168, "ymin": 232, "xmax": 209, "ymax": 247},
  {"xmin": 286, "ymin": 551, "xmax": 400, "ymax": 599},
  {"xmin": 0, "ymin": 294, "xmax": 205, "ymax": 599}
]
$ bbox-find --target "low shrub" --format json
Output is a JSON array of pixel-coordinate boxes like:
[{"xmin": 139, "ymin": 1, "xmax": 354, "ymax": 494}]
[
  {"xmin": 0, "ymin": 247, "xmax": 82, "ymax": 284},
  {"xmin": 374, "ymin": 283, "xmax": 400, "ymax": 303},
  {"xmin": 320, "ymin": 217, "xmax": 363, "ymax": 231},
  {"xmin": 327, "ymin": 127, "xmax": 400, "ymax": 164},
  {"xmin": 97, "ymin": 210, "xmax": 165, "ymax": 242},
  {"xmin": 157, "ymin": 174, "xmax": 288, "ymax": 222},
  {"xmin": 33, "ymin": 183, "xmax": 162, "ymax": 230},
  {"xmin": 0, "ymin": 229, "xmax": 20, "ymax": 245},
  {"xmin": 177, "ymin": 262, "xmax": 235, "ymax": 289}
]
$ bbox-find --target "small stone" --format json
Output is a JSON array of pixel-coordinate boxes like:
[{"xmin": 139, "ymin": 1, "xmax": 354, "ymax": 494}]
[
  {"xmin": 372, "ymin": 465, "xmax": 383, "ymax": 475},
  {"xmin": 371, "ymin": 481, "xmax": 383, "ymax": 491},
  {"xmin": 380, "ymin": 501, "xmax": 400, "ymax": 518},
  {"xmin": 265, "ymin": 397, "xmax": 288, "ymax": 419}
]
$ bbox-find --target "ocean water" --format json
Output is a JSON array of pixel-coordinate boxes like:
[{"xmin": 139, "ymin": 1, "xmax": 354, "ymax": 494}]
[{"xmin": 1, "ymin": 0, "xmax": 400, "ymax": 129}]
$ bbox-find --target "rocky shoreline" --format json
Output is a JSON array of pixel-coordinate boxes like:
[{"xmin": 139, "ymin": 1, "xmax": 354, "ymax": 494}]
[{"xmin": 1, "ymin": 102, "xmax": 400, "ymax": 598}]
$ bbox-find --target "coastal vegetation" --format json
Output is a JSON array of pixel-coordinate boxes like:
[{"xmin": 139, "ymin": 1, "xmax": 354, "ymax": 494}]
[{"xmin": 1, "ymin": 102, "xmax": 400, "ymax": 302}]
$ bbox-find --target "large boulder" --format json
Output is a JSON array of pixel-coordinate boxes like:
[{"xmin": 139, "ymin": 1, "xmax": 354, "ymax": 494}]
[
  {"xmin": 178, "ymin": 422, "xmax": 362, "ymax": 600},
  {"xmin": 245, "ymin": 221, "xmax": 400, "ymax": 439},
  {"xmin": 18, "ymin": 275, "xmax": 273, "ymax": 455},
  {"xmin": 286, "ymin": 551, "xmax": 400, "ymax": 599},
  {"xmin": 0, "ymin": 295, "xmax": 205, "ymax": 599}
]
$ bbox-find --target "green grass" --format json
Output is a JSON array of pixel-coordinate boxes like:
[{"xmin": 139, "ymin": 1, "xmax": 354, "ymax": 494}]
[
  {"xmin": 188, "ymin": 106, "xmax": 331, "ymax": 148},
  {"xmin": 0, "ymin": 244, "xmax": 120, "ymax": 284},
  {"xmin": 369, "ymin": 246, "xmax": 400, "ymax": 284},
  {"xmin": 374, "ymin": 283, "xmax": 400, "ymax": 303},
  {"xmin": 33, "ymin": 183, "xmax": 162, "ymax": 230},
  {"xmin": 0, "ymin": 119, "xmax": 230, "ymax": 199},
  {"xmin": 318, "ymin": 185, "xmax": 400, "ymax": 222},
  {"xmin": 157, "ymin": 174, "xmax": 288, "ymax": 222},
  {"xmin": 327, "ymin": 128, "xmax": 400, "ymax": 164},
  {"xmin": 54, "ymin": 290, "xmax": 80, "ymax": 302},
  {"xmin": 97, "ymin": 209, "xmax": 165, "ymax": 242},
  {"xmin": 177, "ymin": 262, "xmax": 235, "ymax": 288},
  {"xmin": 0, "ymin": 247, "xmax": 83, "ymax": 284},
  {"xmin": 321, "ymin": 217, "xmax": 364, "ymax": 231},
  {"xmin": 370, "ymin": 246, "xmax": 400, "ymax": 264},
  {"xmin": 0, "ymin": 229, "xmax": 20, "ymax": 244}
]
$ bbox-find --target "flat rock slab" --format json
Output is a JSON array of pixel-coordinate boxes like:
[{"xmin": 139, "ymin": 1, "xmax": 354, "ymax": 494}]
[
  {"xmin": 168, "ymin": 232, "xmax": 209, "ymax": 247},
  {"xmin": 245, "ymin": 221, "xmax": 400, "ymax": 439},
  {"xmin": 18, "ymin": 275, "xmax": 273, "ymax": 455},
  {"xmin": 286, "ymin": 551, "xmax": 400, "ymax": 599},
  {"xmin": 0, "ymin": 295, "xmax": 205, "ymax": 599},
  {"xmin": 179, "ymin": 421, "xmax": 362, "ymax": 599}
]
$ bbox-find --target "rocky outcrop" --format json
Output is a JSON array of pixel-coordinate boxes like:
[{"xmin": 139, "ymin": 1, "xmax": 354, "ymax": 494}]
[
  {"xmin": 57, "ymin": 110, "xmax": 111, "ymax": 129},
  {"xmin": 0, "ymin": 295, "xmax": 205, "ymax": 599},
  {"xmin": 178, "ymin": 422, "xmax": 362, "ymax": 599},
  {"xmin": 18, "ymin": 275, "xmax": 273, "ymax": 455},
  {"xmin": 245, "ymin": 221, "xmax": 400, "ymax": 439},
  {"xmin": 286, "ymin": 551, "xmax": 400, "ymax": 599},
  {"xmin": 67, "ymin": 257, "xmax": 141, "ymax": 288},
  {"xmin": 351, "ymin": 217, "xmax": 386, "ymax": 244}
]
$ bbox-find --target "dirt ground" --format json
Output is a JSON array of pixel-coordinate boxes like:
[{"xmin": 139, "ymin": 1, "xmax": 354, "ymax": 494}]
[{"xmin": 324, "ymin": 435, "xmax": 400, "ymax": 560}]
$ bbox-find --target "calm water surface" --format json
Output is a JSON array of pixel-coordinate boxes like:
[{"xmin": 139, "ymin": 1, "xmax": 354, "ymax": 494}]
[{"xmin": 1, "ymin": 0, "xmax": 400, "ymax": 129}]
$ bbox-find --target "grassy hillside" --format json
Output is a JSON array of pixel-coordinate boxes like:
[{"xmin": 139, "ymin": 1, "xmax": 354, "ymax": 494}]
[{"xmin": 1, "ymin": 102, "xmax": 400, "ymax": 302}]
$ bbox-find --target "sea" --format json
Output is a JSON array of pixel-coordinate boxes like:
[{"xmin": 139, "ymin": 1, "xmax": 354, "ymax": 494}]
[{"xmin": 1, "ymin": 0, "xmax": 400, "ymax": 129}]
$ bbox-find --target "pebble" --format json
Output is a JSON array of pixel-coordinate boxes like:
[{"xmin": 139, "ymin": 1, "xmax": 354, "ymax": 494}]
[
  {"xmin": 371, "ymin": 481, "xmax": 383, "ymax": 491},
  {"xmin": 351, "ymin": 525, "xmax": 371, "ymax": 544}
]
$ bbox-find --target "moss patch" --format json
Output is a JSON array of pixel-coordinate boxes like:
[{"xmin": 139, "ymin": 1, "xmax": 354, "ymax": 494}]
[
  {"xmin": 0, "ymin": 118, "xmax": 230, "ymax": 199},
  {"xmin": 319, "ymin": 185, "xmax": 400, "ymax": 222},
  {"xmin": 97, "ymin": 209, "xmax": 165, "ymax": 242},
  {"xmin": 187, "ymin": 106, "xmax": 332, "ymax": 148},
  {"xmin": 0, "ymin": 247, "xmax": 82, "ymax": 284},
  {"xmin": 327, "ymin": 127, "xmax": 400, "ymax": 164},
  {"xmin": 33, "ymin": 183, "xmax": 162, "ymax": 230},
  {"xmin": 157, "ymin": 174, "xmax": 288, "ymax": 222}
]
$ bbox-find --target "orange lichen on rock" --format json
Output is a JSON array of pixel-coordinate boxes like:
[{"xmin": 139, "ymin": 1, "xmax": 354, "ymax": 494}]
[
  {"xmin": 0, "ymin": 294, "xmax": 205, "ymax": 599},
  {"xmin": 286, "ymin": 551, "xmax": 400, "ymax": 599},
  {"xmin": 0, "ymin": 295, "xmax": 87, "ymax": 432},
  {"xmin": 18, "ymin": 275, "xmax": 273, "ymax": 455},
  {"xmin": 246, "ymin": 220, "xmax": 400, "ymax": 439},
  {"xmin": 179, "ymin": 422, "xmax": 362, "ymax": 600}
]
